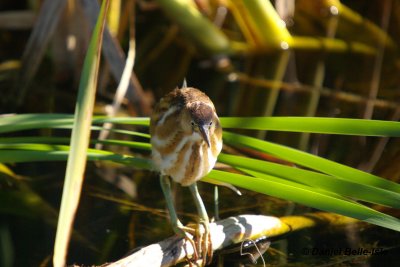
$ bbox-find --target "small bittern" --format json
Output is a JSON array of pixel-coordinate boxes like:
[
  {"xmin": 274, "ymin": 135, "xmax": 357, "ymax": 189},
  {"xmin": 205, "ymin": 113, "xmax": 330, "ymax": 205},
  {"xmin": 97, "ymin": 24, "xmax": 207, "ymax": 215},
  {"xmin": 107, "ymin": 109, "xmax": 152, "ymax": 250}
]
[{"xmin": 150, "ymin": 87, "xmax": 222, "ymax": 264}]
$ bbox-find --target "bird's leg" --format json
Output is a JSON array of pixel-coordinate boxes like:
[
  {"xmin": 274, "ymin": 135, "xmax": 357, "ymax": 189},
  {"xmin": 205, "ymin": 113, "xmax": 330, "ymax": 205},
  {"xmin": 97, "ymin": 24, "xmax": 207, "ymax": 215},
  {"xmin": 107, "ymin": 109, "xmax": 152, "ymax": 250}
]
[
  {"xmin": 189, "ymin": 182, "xmax": 213, "ymax": 265},
  {"xmin": 160, "ymin": 175, "xmax": 198, "ymax": 260}
]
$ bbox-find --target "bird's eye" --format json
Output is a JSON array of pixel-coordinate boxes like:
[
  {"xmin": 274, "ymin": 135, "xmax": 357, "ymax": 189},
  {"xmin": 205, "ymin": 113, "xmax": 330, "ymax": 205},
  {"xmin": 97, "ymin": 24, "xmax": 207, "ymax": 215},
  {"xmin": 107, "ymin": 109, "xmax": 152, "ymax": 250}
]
[
  {"xmin": 209, "ymin": 121, "xmax": 213, "ymax": 126},
  {"xmin": 191, "ymin": 121, "xmax": 195, "ymax": 126}
]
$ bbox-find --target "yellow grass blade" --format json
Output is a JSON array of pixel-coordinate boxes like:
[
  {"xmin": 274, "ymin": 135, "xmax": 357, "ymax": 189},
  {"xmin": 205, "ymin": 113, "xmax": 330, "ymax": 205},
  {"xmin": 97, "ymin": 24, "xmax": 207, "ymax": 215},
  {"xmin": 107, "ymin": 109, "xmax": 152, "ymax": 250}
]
[{"xmin": 52, "ymin": 1, "xmax": 110, "ymax": 266}]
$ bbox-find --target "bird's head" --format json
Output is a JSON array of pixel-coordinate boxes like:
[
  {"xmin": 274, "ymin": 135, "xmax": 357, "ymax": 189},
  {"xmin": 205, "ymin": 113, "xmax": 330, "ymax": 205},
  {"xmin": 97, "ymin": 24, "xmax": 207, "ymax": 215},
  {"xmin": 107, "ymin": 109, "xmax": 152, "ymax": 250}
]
[{"xmin": 185, "ymin": 102, "xmax": 217, "ymax": 147}]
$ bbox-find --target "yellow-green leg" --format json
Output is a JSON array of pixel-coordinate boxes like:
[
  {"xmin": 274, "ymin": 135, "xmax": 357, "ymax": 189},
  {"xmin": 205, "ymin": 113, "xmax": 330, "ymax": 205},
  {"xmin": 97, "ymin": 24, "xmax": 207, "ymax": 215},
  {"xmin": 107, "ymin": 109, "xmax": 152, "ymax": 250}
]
[
  {"xmin": 160, "ymin": 175, "xmax": 198, "ymax": 260},
  {"xmin": 189, "ymin": 182, "xmax": 213, "ymax": 265}
]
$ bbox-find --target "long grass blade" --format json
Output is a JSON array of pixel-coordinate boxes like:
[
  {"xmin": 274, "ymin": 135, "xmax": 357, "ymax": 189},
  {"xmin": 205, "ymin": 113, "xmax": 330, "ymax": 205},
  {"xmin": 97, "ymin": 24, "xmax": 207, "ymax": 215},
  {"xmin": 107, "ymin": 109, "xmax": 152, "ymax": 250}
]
[
  {"xmin": 223, "ymin": 131, "xmax": 400, "ymax": 193},
  {"xmin": 220, "ymin": 117, "xmax": 400, "ymax": 136},
  {"xmin": 205, "ymin": 170, "xmax": 400, "ymax": 232},
  {"xmin": 17, "ymin": 0, "xmax": 68, "ymax": 105},
  {"xmin": 0, "ymin": 147, "xmax": 152, "ymax": 169},
  {"xmin": 219, "ymin": 153, "xmax": 400, "ymax": 208},
  {"xmin": 53, "ymin": 1, "xmax": 110, "ymax": 266},
  {"xmin": 2, "ymin": 115, "xmax": 399, "ymax": 137},
  {"xmin": 0, "ymin": 136, "xmax": 151, "ymax": 152}
]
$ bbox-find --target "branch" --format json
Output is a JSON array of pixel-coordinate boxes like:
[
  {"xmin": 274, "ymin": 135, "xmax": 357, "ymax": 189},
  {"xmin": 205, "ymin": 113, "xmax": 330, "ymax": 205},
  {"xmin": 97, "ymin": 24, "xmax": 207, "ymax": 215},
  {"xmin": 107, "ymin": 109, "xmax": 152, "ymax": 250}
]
[{"xmin": 100, "ymin": 212, "xmax": 357, "ymax": 267}]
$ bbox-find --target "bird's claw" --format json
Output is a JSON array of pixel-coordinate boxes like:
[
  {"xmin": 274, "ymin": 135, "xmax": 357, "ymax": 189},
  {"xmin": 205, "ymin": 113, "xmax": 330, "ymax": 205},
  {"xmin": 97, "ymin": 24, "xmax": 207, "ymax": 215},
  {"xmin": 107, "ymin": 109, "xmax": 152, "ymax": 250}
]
[
  {"xmin": 200, "ymin": 220, "xmax": 213, "ymax": 265},
  {"xmin": 174, "ymin": 223, "xmax": 199, "ymax": 262},
  {"xmin": 192, "ymin": 220, "xmax": 213, "ymax": 266},
  {"xmin": 177, "ymin": 221, "xmax": 213, "ymax": 267}
]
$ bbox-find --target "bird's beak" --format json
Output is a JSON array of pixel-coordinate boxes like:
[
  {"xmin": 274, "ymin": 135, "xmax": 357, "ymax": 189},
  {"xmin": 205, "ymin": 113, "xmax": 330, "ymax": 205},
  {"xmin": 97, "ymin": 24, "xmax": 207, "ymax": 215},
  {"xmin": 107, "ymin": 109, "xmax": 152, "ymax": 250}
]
[{"xmin": 198, "ymin": 124, "xmax": 211, "ymax": 147}]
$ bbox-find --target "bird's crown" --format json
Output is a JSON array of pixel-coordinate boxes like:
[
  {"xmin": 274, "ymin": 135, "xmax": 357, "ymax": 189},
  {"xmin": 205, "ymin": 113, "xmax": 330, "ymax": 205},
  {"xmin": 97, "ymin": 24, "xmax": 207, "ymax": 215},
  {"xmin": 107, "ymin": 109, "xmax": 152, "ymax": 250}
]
[{"xmin": 189, "ymin": 102, "xmax": 214, "ymax": 126}]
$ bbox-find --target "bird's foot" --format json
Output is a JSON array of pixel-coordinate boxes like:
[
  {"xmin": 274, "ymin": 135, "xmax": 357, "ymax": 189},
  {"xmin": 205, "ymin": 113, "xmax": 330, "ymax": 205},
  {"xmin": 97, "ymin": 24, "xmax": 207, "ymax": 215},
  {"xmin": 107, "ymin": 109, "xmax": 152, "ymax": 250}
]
[
  {"xmin": 198, "ymin": 219, "xmax": 213, "ymax": 266},
  {"xmin": 175, "ymin": 221, "xmax": 213, "ymax": 267},
  {"xmin": 173, "ymin": 222, "xmax": 199, "ymax": 263},
  {"xmin": 185, "ymin": 220, "xmax": 212, "ymax": 266}
]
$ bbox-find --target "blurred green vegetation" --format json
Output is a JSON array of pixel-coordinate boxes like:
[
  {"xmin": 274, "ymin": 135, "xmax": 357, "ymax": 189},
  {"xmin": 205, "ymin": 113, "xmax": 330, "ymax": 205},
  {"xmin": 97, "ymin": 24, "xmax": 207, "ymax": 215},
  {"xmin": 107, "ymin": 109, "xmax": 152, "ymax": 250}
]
[{"xmin": 1, "ymin": 0, "xmax": 400, "ymax": 266}]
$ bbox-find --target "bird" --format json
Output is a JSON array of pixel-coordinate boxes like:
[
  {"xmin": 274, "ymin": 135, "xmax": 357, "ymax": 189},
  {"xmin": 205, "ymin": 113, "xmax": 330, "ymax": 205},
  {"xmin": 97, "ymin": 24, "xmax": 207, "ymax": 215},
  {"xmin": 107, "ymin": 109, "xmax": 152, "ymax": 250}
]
[{"xmin": 150, "ymin": 87, "xmax": 223, "ymax": 265}]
